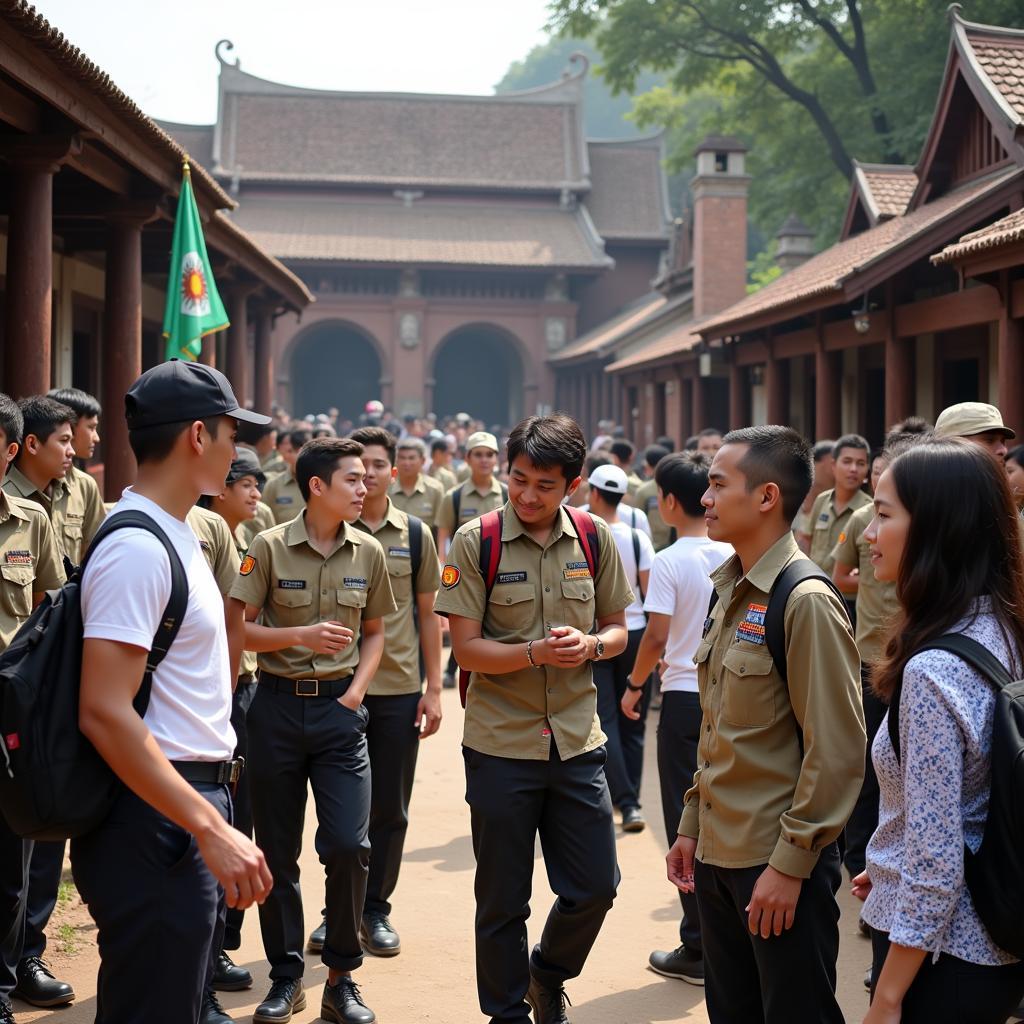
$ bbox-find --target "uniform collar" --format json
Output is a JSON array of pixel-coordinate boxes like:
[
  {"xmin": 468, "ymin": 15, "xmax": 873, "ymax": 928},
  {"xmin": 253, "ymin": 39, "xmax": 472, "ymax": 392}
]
[
  {"xmin": 465, "ymin": 476, "xmax": 501, "ymax": 499},
  {"xmin": 4, "ymin": 464, "xmax": 66, "ymax": 504},
  {"xmin": 713, "ymin": 531, "xmax": 801, "ymax": 595},
  {"xmin": 398, "ymin": 474, "xmax": 426, "ymax": 496},
  {"xmin": 501, "ymin": 503, "xmax": 574, "ymax": 545},
  {"xmin": 827, "ymin": 487, "xmax": 872, "ymax": 514},
  {"xmin": 0, "ymin": 488, "xmax": 28, "ymax": 525},
  {"xmin": 356, "ymin": 496, "xmax": 405, "ymax": 535},
  {"xmin": 285, "ymin": 510, "xmax": 361, "ymax": 556}
]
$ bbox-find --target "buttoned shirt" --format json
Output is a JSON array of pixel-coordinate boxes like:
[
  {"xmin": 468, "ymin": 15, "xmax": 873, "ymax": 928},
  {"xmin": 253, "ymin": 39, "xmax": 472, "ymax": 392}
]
[
  {"xmin": 259, "ymin": 450, "xmax": 287, "ymax": 477},
  {"xmin": 433, "ymin": 505, "xmax": 633, "ymax": 761},
  {"xmin": 0, "ymin": 490, "xmax": 65, "ymax": 650},
  {"xmin": 635, "ymin": 478, "xmax": 674, "ymax": 552},
  {"xmin": 229, "ymin": 512, "xmax": 395, "ymax": 680},
  {"xmin": 354, "ymin": 499, "xmax": 441, "ymax": 696},
  {"xmin": 438, "ymin": 477, "xmax": 506, "ymax": 535},
  {"xmin": 389, "ymin": 474, "xmax": 443, "ymax": 529},
  {"xmin": 679, "ymin": 532, "xmax": 865, "ymax": 878},
  {"xmin": 262, "ymin": 472, "xmax": 305, "ymax": 526},
  {"xmin": 808, "ymin": 487, "xmax": 872, "ymax": 576},
  {"xmin": 427, "ymin": 464, "xmax": 457, "ymax": 492},
  {"xmin": 237, "ymin": 501, "xmax": 275, "ymax": 548}
]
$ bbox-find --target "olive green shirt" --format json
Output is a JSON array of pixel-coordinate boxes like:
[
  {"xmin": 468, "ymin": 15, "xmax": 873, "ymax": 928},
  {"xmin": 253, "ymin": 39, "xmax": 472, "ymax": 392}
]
[
  {"xmin": 229, "ymin": 513, "xmax": 395, "ymax": 680},
  {"xmin": 238, "ymin": 501, "xmax": 275, "ymax": 548},
  {"xmin": 807, "ymin": 487, "xmax": 872, "ymax": 576},
  {"xmin": 389, "ymin": 474, "xmax": 443, "ymax": 530},
  {"xmin": 634, "ymin": 478, "xmax": 674, "ymax": 552},
  {"xmin": 433, "ymin": 505, "xmax": 634, "ymax": 761},
  {"xmin": 262, "ymin": 472, "xmax": 305, "ymax": 526},
  {"xmin": 438, "ymin": 477, "xmax": 506, "ymax": 536},
  {"xmin": 354, "ymin": 499, "xmax": 441, "ymax": 696},
  {"xmin": 625, "ymin": 472, "xmax": 643, "ymax": 502},
  {"xmin": 427, "ymin": 464, "xmax": 457, "ymax": 492},
  {"xmin": 260, "ymin": 450, "xmax": 287, "ymax": 477},
  {"xmin": 832, "ymin": 504, "xmax": 898, "ymax": 666},
  {"xmin": 0, "ymin": 491, "xmax": 65, "ymax": 650},
  {"xmin": 679, "ymin": 532, "xmax": 865, "ymax": 878}
]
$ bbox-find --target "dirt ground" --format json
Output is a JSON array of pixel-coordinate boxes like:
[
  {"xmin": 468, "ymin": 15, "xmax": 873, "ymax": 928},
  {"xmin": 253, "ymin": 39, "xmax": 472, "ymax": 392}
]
[{"xmin": 22, "ymin": 689, "xmax": 903, "ymax": 1023}]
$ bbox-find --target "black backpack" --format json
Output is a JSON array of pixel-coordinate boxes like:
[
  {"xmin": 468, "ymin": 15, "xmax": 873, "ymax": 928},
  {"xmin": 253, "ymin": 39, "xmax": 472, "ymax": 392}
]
[
  {"xmin": 0, "ymin": 510, "xmax": 188, "ymax": 840},
  {"xmin": 887, "ymin": 633, "xmax": 1024, "ymax": 958}
]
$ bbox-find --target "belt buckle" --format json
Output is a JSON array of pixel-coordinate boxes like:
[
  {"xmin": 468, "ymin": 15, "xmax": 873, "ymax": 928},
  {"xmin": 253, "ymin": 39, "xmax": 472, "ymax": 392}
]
[
  {"xmin": 295, "ymin": 678, "xmax": 319, "ymax": 697},
  {"xmin": 228, "ymin": 757, "xmax": 244, "ymax": 785}
]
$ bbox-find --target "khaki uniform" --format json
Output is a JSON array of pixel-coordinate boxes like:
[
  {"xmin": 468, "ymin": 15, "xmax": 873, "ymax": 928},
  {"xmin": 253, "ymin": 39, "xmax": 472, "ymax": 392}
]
[
  {"xmin": 679, "ymin": 532, "xmax": 865, "ymax": 878},
  {"xmin": 807, "ymin": 487, "xmax": 872, "ymax": 576},
  {"xmin": 0, "ymin": 490, "xmax": 65, "ymax": 649},
  {"xmin": 456, "ymin": 462, "xmax": 471, "ymax": 483},
  {"xmin": 625, "ymin": 472, "xmax": 643, "ymax": 502},
  {"xmin": 438, "ymin": 477, "xmax": 506, "ymax": 537},
  {"xmin": 433, "ymin": 505, "xmax": 634, "ymax": 760},
  {"xmin": 427, "ymin": 463, "xmax": 457, "ymax": 492},
  {"xmin": 832, "ymin": 504, "xmax": 898, "ymax": 666},
  {"xmin": 229, "ymin": 513, "xmax": 395, "ymax": 679},
  {"xmin": 260, "ymin": 450, "xmax": 287, "ymax": 478},
  {"xmin": 354, "ymin": 499, "xmax": 440, "ymax": 696},
  {"xmin": 3, "ymin": 463, "xmax": 104, "ymax": 566},
  {"xmin": 389, "ymin": 474, "xmax": 443, "ymax": 530},
  {"xmin": 238, "ymin": 501, "xmax": 275, "ymax": 548},
  {"xmin": 261, "ymin": 472, "xmax": 305, "ymax": 526},
  {"xmin": 634, "ymin": 478, "xmax": 674, "ymax": 552}
]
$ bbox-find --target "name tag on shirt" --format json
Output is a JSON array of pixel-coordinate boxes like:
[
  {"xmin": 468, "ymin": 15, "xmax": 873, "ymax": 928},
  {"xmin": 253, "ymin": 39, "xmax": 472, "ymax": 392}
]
[
  {"xmin": 461, "ymin": 507, "xmax": 478, "ymax": 517},
  {"xmin": 815, "ymin": 512, "xmax": 830, "ymax": 528},
  {"xmin": 344, "ymin": 577, "xmax": 367, "ymax": 590},
  {"xmin": 277, "ymin": 496, "xmax": 294, "ymax": 505},
  {"xmin": 496, "ymin": 571, "xmax": 527, "ymax": 584},
  {"xmin": 278, "ymin": 579, "xmax": 306, "ymax": 589},
  {"xmin": 388, "ymin": 546, "xmax": 411, "ymax": 558}
]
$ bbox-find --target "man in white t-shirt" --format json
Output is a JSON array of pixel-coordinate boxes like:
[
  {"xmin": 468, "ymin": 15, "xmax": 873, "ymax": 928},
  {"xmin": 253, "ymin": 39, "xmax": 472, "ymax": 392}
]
[
  {"xmin": 623, "ymin": 452, "xmax": 731, "ymax": 987},
  {"xmin": 586, "ymin": 464, "xmax": 656, "ymax": 833},
  {"xmin": 71, "ymin": 361, "xmax": 273, "ymax": 1024}
]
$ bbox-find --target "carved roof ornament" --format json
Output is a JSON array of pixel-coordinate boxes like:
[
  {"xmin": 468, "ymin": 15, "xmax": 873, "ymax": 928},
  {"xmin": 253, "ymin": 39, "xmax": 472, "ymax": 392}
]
[{"xmin": 215, "ymin": 39, "xmax": 240, "ymax": 69}]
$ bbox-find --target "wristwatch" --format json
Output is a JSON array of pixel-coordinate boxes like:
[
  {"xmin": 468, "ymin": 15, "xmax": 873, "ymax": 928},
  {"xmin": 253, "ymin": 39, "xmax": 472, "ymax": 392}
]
[
  {"xmin": 625, "ymin": 675, "xmax": 644, "ymax": 693},
  {"xmin": 591, "ymin": 637, "xmax": 605, "ymax": 661}
]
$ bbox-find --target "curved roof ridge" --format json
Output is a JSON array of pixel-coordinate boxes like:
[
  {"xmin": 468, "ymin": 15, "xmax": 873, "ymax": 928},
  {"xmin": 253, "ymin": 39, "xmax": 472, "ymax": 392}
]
[
  {"xmin": 852, "ymin": 159, "xmax": 916, "ymax": 174},
  {"xmin": 948, "ymin": 4, "xmax": 1024, "ymax": 42},
  {"xmin": 587, "ymin": 129, "xmax": 666, "ymax": 148},
  {"xmin": 950, "ymin": 10, "xmax": 1024, "ymax": 130}
]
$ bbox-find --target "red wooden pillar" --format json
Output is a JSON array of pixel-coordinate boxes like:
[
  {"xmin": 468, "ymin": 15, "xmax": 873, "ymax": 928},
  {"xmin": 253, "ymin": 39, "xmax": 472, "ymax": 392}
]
[
  {"xmin": 253, "ymin": 303, "xmax": 275, "ymax": 415},
  {"xmin": 765, "ymin": 351, "xmax": 787, "ymax": 425},
  {"xmin": 729, "ymin": 360, "xmax": 747, "ymax": 430},
  {"xmin": 225, "ymin": 288, "xmax": 252, "ymax": 404},
  {"xmin": 998, "ymin": 271, "xmax": 1024, "ymax": 434},
  {"xmin": 815, "ymin": 319, "xmax": 841, "ymax": 440},
  {"xmin": 692, "ymin": 375, "xmax": 707, "ymax": 436},
  {"xmin": 199, "ymin": 335, "xmax": 216, "ymax": 367},
  {"xmin": 884, "ymin": 335, "xmax": 915, "ymax": 430}
]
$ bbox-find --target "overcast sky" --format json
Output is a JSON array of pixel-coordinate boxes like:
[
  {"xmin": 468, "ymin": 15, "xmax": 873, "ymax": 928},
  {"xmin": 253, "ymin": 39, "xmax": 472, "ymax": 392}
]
[{"xmin": 33, "ymin": 0, "xmax": 554, "ymax": 124}]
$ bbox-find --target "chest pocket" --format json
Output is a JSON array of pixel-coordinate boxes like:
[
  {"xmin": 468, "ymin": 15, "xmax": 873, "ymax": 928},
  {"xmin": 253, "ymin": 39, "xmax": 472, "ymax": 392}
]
[
  {"xmin": 271, "ymin": 583, "xmax": 312, "ymax": 626},
  {"xmin": 721, "ymin": 647, "xmax": 776, "ymax": 728},
  {"xmin": 386, "ymin": 557, "xmax": 413, "ymax": 607},
  {"xmin": 0, "ymin": 564, "xmax": 33, "ymax": 618},
  {"xmin": 559, "ymin": 579, "xmax": 595, "ymax": 631},
  {"xmin": 487, "ymin": 582, "xmax": 534, "ymax": 634},
  {"xmin": 62, "ymin": 522, "xmax": 83, "ymax": 559}
]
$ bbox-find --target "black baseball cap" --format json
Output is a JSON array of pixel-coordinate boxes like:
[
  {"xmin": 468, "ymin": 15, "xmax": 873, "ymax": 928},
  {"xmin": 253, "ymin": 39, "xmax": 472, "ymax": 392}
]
[
  {"xmin": 226, "ymin": 447, "xmax": 266, "ymax": 488},
  {"xmin": 125, "ymin": 360, "xmax": 271, "ymax": 430}
]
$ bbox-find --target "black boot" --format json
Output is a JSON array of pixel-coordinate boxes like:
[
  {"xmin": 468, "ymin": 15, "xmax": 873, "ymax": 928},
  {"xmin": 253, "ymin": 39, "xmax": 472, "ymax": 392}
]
[
  {"xmin": 526, "ymin": 975, "xmax": 572, "ymax": 1024},
  {"xmin": 253, "ymin": 978, "xmax": 306, "ymax": 1023},
  {"xmin": 211, "ymin": 950, "xmax": 252, "ymax": 991},
  {"xmin": 359, "ymin": 911, "xmax": 401, "ymax": 957},
  {"xmin": 200, "ymin": 989, "xmax": 233, "ymax": 1024},
  {"xmin": 12, "ymin": 956, "xmax": 75, "ymax": 1007},
  {"xmin": 321, "ymin": 975, "xmax": 376, "ymax": 1024}
]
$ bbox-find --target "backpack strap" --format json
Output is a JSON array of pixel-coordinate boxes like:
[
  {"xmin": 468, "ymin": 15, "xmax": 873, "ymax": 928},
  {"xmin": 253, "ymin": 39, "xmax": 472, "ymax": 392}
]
[
  {"xmin": 563, "ymin": 505, "xmax": 600, "ymax": 579},
  {"xmin": 500, "ymin": 482, "xmax": 509, "ymax": 503},
  {"xmin": 407, "ymin": 514, "xmax": 423, "ymax": 584},
  {"xmin": 458, "ymin": 510, "xmax": 504, "ymax": 707},
  {"xmin": 452, "ymin": 486, "xmax": 462, "ymax": 526},
  {"xmin": 82, "ymin": 511, "xmax": 189, "ymax": 716},
  {"xmin": 631, "ymin": 528, "xmax": 644, "ymax": 602},
  {"xmin": 887, "ymin": 633, "xmax": 1012, "ymax": 764}
]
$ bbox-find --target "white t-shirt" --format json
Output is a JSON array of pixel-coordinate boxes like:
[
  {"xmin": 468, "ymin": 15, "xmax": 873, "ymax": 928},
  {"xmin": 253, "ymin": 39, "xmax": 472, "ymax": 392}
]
[
  {"xmin": 643, "ymin": 536, "xmax": 733, "ymax": 693},
  {"xmin": 607, "ymin": 520, "xmax": 655, "ymax": 631},
  {"xmin": 580, "ymin": 502, "xmax": 652, "ymax": 539},
  {"xmin": 81, "ymin": 488, "xmax": 235, "ymax": 761}
]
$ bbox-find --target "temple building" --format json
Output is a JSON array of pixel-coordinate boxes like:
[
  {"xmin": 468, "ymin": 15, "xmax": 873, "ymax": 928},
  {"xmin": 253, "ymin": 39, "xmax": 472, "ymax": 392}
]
[{"xmin": 160, "ymin": 45, "xmax": 672, "ymax": 424}]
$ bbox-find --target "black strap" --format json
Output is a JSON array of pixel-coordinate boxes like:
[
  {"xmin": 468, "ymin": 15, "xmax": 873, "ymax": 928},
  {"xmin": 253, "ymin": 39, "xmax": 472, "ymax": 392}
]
[
  {"xmin": 500, "ymin": 482, "xmax": 509, "ymax": 503},
  {"xmin": 408, "ymin": 514, "xmax": 423, "ymax": 583},
  {"xmin": 81, "ymin": 510, "xmax": 189, "ymax": 716},
  {"xmin": 452, "ymin": 486, "xmax": 461, "ymax": 524},
  {"xmin": 888, "ymin": 633, "xmax": 1012, "ymax": 764},
  {"xmin": 631, "ymin": 528, "xmax": 645, "ymax": 602}
]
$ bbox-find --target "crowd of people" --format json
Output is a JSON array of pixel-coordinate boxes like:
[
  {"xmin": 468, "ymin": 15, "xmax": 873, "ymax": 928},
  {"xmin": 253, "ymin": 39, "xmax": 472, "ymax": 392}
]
[{"xmin": 0, "ymin": 365, "xmax": 1020, "ymax": 1024}]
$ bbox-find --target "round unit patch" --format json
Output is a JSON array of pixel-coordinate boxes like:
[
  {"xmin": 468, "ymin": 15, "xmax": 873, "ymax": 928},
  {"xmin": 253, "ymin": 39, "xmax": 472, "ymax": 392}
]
[
  {"xmin": 441, "ymin": 564, "xmax": 461, "ymax": 589},
  {"xmin": 239, "ymin": 555, "xmax": 257, "ymax": 576}
]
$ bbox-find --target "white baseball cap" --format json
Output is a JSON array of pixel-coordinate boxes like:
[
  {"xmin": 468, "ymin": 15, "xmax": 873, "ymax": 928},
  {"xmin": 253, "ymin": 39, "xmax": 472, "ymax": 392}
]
[{"xmin": 587, "ymin": 463, "xmax": 629, "ymax": 493}]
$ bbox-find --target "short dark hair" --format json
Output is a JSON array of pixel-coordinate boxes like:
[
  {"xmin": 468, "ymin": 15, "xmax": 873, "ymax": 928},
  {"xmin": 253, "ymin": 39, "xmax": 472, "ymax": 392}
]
[
  {"xmin": 655, "ymin": 451, "xmax": 711, "ymax": 518},
  {"xmin": 812, "ymin": 439, "xmax": 835, "ymax": 462},
  {"xmin": 235, "ymin": 420, "xmax": 276, "ymax": 445},
  {"xmin": 723, "ymin": 425, "xmax": 813, "ymax": 522},
  {"xmin": 17, "ymin": 396, "xmax": 73, "ymax": 454},
  {"xmin": 296, "ymin": 436, "xmax": 364, "ymax": 501},
  {"xmin": 129, "ymin": 417, "xmax": 223, "ymax": 465},
  {"xmin": 592, "ymin": 486, "xmax": 625, "ymax": 508},
  {"xmin": 698, "ymin": 427, "xmax": 723, "ymax": 440},
  {"xmin": 655, "ymin": 435, "xmax": 676, "ymax": 451},
  {"xmin": 609, "ymin": 439, "xmax": 635, "ymax": 464},
  {"xmin": 47, "ymin": 387, "xmax": 101, "ymax": 421},
  {"xmin": 397, "ymin": 436, "xmax": 426, "ymax": 456},
  {"xmin": 584, "ymin": 451, "xmax": 611, "ymax": 477},
  {"xmin": 0, "ymin": 394, "xmax": 24, "ymax": 448},
  {"xmin": 832, "ymin": 433, "xmax": 870, "ymax": 460},
  {"xmin": 1007, "ymin": 444, "xmax": 1024, "ymax": 468},
  {"xmin": 506, "ymin": 413, "xmax": 586, "ymax": 482},
  {"xmin": 684, "ymin": 435, "xmax": 699, "ymax": 451},
  {"xmin": 350, "ymin": 426, "xmax": 396, "ymax": 466},
  {"xmin": 887, "ymin": 416, "xmax": 931, "ymax": 440},
  {"xmin": 430, "ymin": 438, "xmax": 449, "ymax": 456},
  {"xmin": 642, "ymin": 444, "xmax": 670, "ymax": 470},
  {"xmin": 286, "ymin": 428, "xmax": 312, "ymax": 450}
]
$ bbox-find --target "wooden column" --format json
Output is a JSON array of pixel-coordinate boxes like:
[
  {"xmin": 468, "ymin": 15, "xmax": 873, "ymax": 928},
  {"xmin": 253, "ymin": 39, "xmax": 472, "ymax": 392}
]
[
  {"xmin": 883, "ymin": 283, "xmax": 914, "ymax": 430},
  {"xmin": 253, "ymin": 303, "xmax": 275, "ymax": 415},
  {"xmin": 225, "ymin": 288, "xmax": 252, "ymax": 404},
  {"xmin": 815, "ymin": 316, "xmax": 841, "ymax": 440},
  {"xmin": 998, "ymin": 271, "xmax": 1024, "ymax": 434},
  {"xmin": 102, "ymin": 216, "xmax": 144, "ymax": 499},
  {"xmin": 765, "ymin": 349, "xmax": 787, "ymax": 425},
  {"xmin": 199, "ymin": 334, "xmax": 216, "ymax": 367},
  {"xmin": 729, "ymin": 360, "xmax": 747, "ymax": 430},
  {"xmin": 692, "ymin": 375, "xmax": 707, "ymax": 436}
]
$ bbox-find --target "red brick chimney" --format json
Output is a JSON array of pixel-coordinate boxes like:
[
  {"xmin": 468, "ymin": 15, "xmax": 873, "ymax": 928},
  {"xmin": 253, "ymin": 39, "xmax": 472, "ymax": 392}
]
[{"xmin": 691, "ymin": 135, "xmax": 750, "ymax": 318}]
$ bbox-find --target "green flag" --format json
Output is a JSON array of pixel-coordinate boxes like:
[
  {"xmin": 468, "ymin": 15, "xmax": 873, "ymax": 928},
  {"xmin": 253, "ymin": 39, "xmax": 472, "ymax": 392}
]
[{"xmin": 162, "ymin": 163, "xmax": 229, "ymax": 361}]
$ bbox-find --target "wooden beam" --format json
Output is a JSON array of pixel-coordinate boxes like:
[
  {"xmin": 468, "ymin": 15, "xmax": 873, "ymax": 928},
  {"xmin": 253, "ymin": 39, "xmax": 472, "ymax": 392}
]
[
  {"xmin": 65, "ymin": 141, "xmax": 134, "ymax": 196},
  {"xmin": 893, "ymin": 285, "xmax": 1001, "ymax": 335},
  {"xmin": 0, "ymin": 75, "xmax": 40, "ymax": 133},
  {"xmin": 735, "ymin": 340, "xmax": 769, "ymax": 366}
]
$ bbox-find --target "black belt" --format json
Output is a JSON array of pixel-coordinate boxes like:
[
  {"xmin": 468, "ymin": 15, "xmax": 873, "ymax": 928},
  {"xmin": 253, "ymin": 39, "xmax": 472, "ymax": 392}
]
[
  {"xmin": 172, "ymin": 758, "xmax": 244, "ymax": 785},
  {"xmin": 258, "ymin": 672, "xmax": 353, "ymax": 698}
]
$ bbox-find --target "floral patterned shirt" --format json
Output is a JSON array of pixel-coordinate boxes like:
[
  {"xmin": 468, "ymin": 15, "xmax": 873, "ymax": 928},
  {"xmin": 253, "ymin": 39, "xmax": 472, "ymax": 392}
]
[{"xmin": 862, "ymin": 600, "xmax": 1018, "ymax": 965}]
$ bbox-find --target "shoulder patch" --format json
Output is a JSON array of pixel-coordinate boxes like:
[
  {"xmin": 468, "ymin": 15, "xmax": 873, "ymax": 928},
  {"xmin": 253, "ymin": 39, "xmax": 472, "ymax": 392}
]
[
  {"xmin": 838, "ymin": 531, "xmax": 847, "ymax": 544},
  {"xmin": 441, "ymin": 565, "xmax": 461, "ymax": 589},
  {"xmin": 239, "ymin": 554, "xmax": 257, "ymax": 576}
]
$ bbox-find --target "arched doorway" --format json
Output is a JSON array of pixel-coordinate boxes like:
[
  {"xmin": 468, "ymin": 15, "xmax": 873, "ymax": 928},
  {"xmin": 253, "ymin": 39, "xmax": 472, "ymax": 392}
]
[
  {"xmin": 432, "ymin": 325, "xmax": 525, "ymax": 429},
  {"xmin": 290, "ymin": 322, "xmax": 382, "ymax": 421}
]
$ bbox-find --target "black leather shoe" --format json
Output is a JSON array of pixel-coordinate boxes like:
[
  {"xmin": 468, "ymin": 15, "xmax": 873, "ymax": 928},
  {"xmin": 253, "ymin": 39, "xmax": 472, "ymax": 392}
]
[
  {"xmin": 307, "ymin": 915, "xmax": 327, "ymax": 953},
  {"xmin": 648, "ymin": 944, "xmax": 704, "ymax": 985},
  {"xmin": 526, "ymin": 975, "xmax": 572, "ymax": 1024},
  {"xmin": 0, "ymin": 1001, "xmax": 12, "ymax": 1023},
  {"xmin": 359, "ymin": 911, "xmax": 401, "ymax": 957},
  {"xmin": 12, "ymin": 956, "xmax": 75, "ymax": 1007},
  {"xmin": 621, "ymin": 806, "xmax": 646, "ymax": 833},
  {"xmin": 321, "ymin": 975, "xmax": 376, "ymax": 1023},
  {"xmin": 201, "ymin": 989, "xmax": 233, "ymax": 1024},
  {"xmin": 211, "ymin": 950, "xmax": 252, "ymax": 991},
  {"xmin": 253, "ymin": 978, "xmax": 305, "ymax": 1023}
]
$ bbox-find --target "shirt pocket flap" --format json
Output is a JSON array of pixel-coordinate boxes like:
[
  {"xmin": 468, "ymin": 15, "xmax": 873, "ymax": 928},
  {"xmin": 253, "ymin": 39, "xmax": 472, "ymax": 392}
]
[
  {"xmin": 488, "ymin": 583, "xmax": 534, "ymax": 607},
  {"xmin": 387, "ymin": 558, "xmax": 413, "ymax": 579},
  {"xmin": 272, "ymin": 586, "xmax": 313, "ymax": 608},
  {"xmin": 0, "ymin": 564, "xmax": 33, "ymax": 587},
  {"xmin": 62, "ymin": 523, "xmax": 83, "ymax": 540},
  {"xmin": 337, "ymin": 587, "xmax": 368, "ymax": 608},
  {"xmin": 694, "ymin": 638, "xmax": 714, "ymax": 664},
  {"xmin": 722, "ymin": 648, "xmax": 774, "ymax": 678},
  {"xmin": 560, "ymin": 579, "xmax": 595, "ymax": 602}
]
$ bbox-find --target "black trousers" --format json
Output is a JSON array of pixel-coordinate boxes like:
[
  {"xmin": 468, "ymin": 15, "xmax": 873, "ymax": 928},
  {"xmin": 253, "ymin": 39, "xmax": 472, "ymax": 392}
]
[
  {"xmin": 222, "ymin": 677, "xmax": 257, "ymax": 951},
  {"xmin": 248, "ymin": 682, "xmax": 370, "ymax": 980},
  {"xmin": 70, "ymin": 783, "xmax": 230, "ymax": 1024},
  {"xmin": 657, "ymin": 690, "xmax": 703, "ymax": 951},
  {"xmin": 0, "ymin": 817, "xmax": 31, "ymax": 1005},
  {"xmin": 843, "ymin": 664, "xmax": 888, "ymax": 876},
  {"xmin": 23, "ymin": 837, "xmax": 63, "ymax": 960},
  {"xmin": 464, "ymin": 745, "xmax": 619, "ymax": 1024},
  {"xmin": 870, "ymin": 930, "xmax": 1024, "ymax": 1022},
  {"xmin": 695, "ymin": 844, "xmax": 844, "ymax": 1024},
  {"xmin": 593, "ymin": 628, "xmax": 652, "ymax": 812},
  {"xmin": 364, "ymin": 691, "xmax": 421, "ymax": 917}
]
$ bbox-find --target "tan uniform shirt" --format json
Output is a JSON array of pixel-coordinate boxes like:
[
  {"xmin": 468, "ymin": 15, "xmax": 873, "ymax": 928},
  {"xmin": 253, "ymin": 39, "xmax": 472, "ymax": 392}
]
[
  {"xmin": 625, "ymin": 472, "xmax": 643, "ymax": 502},
  {"xmin": 389, "ymin": 474, "xmax": 443, "ymax": 530},
  {"xmin": 427, "ymin": 464, "xmax": 457, "ymax": 492},
  {"xmin": 832, "ymin": 504, "xmax": 898, "ymax": 666},
  {"xmin": 438, "ymin": 477, "xmax": 506, "ymax": 536},
  {"xmin": 69, "ymin": 466, "xmax": 106, "ymax": 553},
  {"xmin": 456, "ymin": 462, "xmax": 471, "ymax": 483},
  {"xmin": 229, "ymin": 513, "xmax": 395, "ymax": 680},
  {"xmin": 260, "ymin": 451, "xmax": 287, "ymax": 477},
  {"xmin": 807, "ymin": 487, "xmax": 872, "ymax": 576},
  {"xmin": 354, "ymin": 499, "xmax": 440, "ymax": 696},
  {"xmin": 238, "ymin": 501, "xmax": 275, "ymax": 548},
  {"xmin": 3, "ymin": 464, "xmax": 103, "ymax": 566},
  {"xmin": 0, "ymin": 491, "xmax": 65, "ymax": 650},
  {"xmin": 433, "ymin": 505, "xmax": 634, "ymax": 761},
  {"xmin": 262, "ymin": 472, "xmax": 305, "ymax": 525},
  {"xmin": 634, "ymin": 478, "xmax": 674, "ymax": 552},
  {"xmin": 679, "ymin": 532, "xmax": 865, "ymax": 878}
]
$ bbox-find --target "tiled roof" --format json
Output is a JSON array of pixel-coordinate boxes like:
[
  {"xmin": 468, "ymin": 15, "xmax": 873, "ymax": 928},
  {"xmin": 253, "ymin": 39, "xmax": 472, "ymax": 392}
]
[
  {"xmin": 856, "ymin": 163, "xmax": 918, "ymax": 220},
  {"xmin": 156, "ymin": 121, "xmax": 214, "ymax": 171},
  {"xmin": 964, "ymin": 29, "xmax": 1024, "ymax": 123},
  {"xmin": 230, "ymin": 197, "xmax": 613, "ymax": 270},
  {"xmin": 549, "ymin": 292, "xmax": 669, "ymax": 363},
  {"xmin": 586, "ymin": 138, "xmax": 671, "ymax": 241},
  {"xmin": 932, "ymin": 205, "xmax": 1024, "ymax": 264},
  {"xmin": 699, "ymin": 165, "xmax": 1022, "ymax": 337},
  {"xmin": 606, "ymin": 317, "xmax": 704, "ymax": 373}
]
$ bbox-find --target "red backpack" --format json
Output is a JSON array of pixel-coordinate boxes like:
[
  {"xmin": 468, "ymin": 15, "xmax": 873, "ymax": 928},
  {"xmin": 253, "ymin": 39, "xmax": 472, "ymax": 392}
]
[{"xmin": 458, "ymin": 505, "xmax": 600, "ymax": 707}]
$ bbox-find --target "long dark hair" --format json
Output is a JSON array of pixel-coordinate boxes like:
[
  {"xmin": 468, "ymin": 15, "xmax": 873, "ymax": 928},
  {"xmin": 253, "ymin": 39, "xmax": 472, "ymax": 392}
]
[{"xmin": 872, "ymin": 437, "xmax": 1024, "ymax": 701}]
